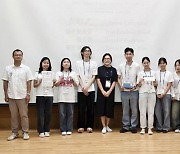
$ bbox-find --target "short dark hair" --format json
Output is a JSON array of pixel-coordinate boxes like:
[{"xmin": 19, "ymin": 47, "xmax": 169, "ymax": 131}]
[
  {"xmin": 158, "ymin": 57, "xmax": 167, "ymax": 65},
  {"xmin": 60, "ymin": 58, "xmax": 72, "ymax": 72},
  {"xmin": 80, "ymin": 46, "xmax": 92, "ymax": 59},
  {"xmin": 12, "ymin": 49, "xmax": 23, "ymax": 56},
  {"xmin": 124, "ymin": 47, "xmax": 134, "ymax": 54},
  {"xmin": 142, "ymin": 57, "xmax": 150, "ymax": 63},
  {"xmin": 38, "ymin": 57, "xmax": 52, "ymax": 73},
  {"xmin": 174, "ymin": 59, "xmax": 180, "ymax": 68},
  {"xmin": 102, "ymin": 53, "xmax": 112, "ymax": 63}
]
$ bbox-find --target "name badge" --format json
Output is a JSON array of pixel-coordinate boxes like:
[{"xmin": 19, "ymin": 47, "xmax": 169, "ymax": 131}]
[{"xmin": 105, "ymin": 80, "xmax": 111, "ymax": 88}]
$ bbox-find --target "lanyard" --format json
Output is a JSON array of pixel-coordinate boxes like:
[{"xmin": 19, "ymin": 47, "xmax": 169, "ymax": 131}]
[
  {"xmin": 125, "ymin": 63, "xmax": 129, "ymax": 80},
  {"xmin": 125, "ymin": 62, "xmax": 133, "ymax": 80},
  {"xmin": 83, "ymin": 60, "xmax": 90, "ymax": 76},
  {"xmin": 160, "ymin": 70, "xmax": 166, "ymax": 86},
  {"xmin": 176, "ymin": 72, "xmax": 180, "ymax": 85},
  {"xmin": 178, "ymin": 80, "xmax": 180, "ymax": 85},
  {"xmin": 63, "ymin": 71, "xmax": 70, "ymax": 78},
  {"xmin": 62, "ymin": 71, "xmax": 72, "ymax": 86},
  {"xmin": 143, "ymin": 70, "xmax": 152, "ymax": 85},
  {"xmin": 143, "ymin": 70, "xmax": 151, "ymax": 77}
]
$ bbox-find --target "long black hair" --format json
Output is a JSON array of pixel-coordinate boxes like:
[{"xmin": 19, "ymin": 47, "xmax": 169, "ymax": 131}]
[
  {"xmin": 60, "ymin": 58, "xmax": 72, "ymax": 72},
  {"xmin": 38, "ymin": 57, "xmax": 52, "ymax": 73},
  {"xmin": 80, "ymin": 46, "xmax": 92, "ymax": 59}
]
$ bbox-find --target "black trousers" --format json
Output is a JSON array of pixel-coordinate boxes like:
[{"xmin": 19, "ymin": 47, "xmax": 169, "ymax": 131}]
[
  {"xmin": 77, "ymin": 91, "xmax": 95, "ymax": 129},
  {"xmin": 36, "ymin": 96, "xmax": 53, "ymax": 133}
]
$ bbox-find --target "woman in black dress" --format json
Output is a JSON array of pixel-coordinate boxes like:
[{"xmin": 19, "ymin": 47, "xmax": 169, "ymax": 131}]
[{"xmin": 96, "ymin": 53, "xmax": 118, "ymax": 134}]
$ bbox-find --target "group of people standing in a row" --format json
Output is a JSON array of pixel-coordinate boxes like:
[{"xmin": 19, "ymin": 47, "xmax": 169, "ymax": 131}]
[{"xmin": 2, "ymin": 47, "xmax": 180, "ymax": 141}]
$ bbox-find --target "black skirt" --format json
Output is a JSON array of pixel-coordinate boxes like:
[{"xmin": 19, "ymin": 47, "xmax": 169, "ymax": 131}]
[{"xmin": 95, "ymin": 89, "xmax": 115, "ymax": 118}]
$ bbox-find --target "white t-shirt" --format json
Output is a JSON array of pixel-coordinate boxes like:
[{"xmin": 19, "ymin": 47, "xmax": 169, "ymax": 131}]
[
  {"xmin": 171, "ymin": 72, "xmax": 180, "ymax": 100},
  {"xmin": 137, "ymin": 70, "xmax": 156, "ymax": 93},
  {"xmin": 117, "ymin": 61, "xmax": 140, "ymax": 91},
  {"xmin": 56, "ymin": 71, "xmax": 79, "ymax": 103},
  {"xmin": 2, "ymin": 64, "xmax": 33, "ymax": 99},
  {"xmin": 155, "ymin": 70, "xmax": 173, "ymax": 95},
  {"xmin": 76, "ymin": 60, "xmax": 97, "ymax": 92},
  {"xmin": 34, "ymin": 71, "xmax": 55, "ymax": 96}
]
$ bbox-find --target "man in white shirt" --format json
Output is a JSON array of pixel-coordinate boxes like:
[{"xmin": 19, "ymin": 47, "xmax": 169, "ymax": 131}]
[
  {"xmin": 2, "ymin": 49, "xmax": 33, "ymax": 141},
  {"xmin": 118, "ymin": 47, "xmax": 140, "ymax": 133},
  {"xmin": 76, "ymin": 46, "xmax": 97, "ymax": 133}
]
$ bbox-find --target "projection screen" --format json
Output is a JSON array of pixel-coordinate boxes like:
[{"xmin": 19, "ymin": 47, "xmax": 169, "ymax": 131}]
[{"xmin": 0, "ymin": 0, "xmax": 180, "ymax": 103}]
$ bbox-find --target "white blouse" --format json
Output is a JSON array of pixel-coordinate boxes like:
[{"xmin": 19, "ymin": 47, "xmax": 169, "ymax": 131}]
[
  {"xmin": 171, "ymin": 72, "xmax": 180, "ymax": 100},
  {"xmin": 56, "ymin": 71, "xmax": 79, "ymax": 103},
  {"xmin": 155, "ymin": 70, "xmax": 173, "ymax": 95},
  {"xmin": 137, "ymin": 70, "xmax": 156, "ymax": 93},
  {"xmin": 34, "ymin": 71, "xmax": 55, "ymax": 96}
]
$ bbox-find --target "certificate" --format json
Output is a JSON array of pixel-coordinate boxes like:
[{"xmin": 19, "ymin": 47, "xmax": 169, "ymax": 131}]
[
  {"xmin": 143, "ymin": 76, "xmax": 155, "ymax": 82},
  {"xmin": 42, "ymin": 71, "xmax": 53, "ymax": 87}
]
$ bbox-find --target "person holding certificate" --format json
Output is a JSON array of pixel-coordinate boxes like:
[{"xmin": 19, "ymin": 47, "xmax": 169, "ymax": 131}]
[
  {"xmin": 34, "ymin": 57, "xmax": 55, "ymax": 137},
  {"xmin": 155, "ymin": 57, "xmax": 173, "ymax": 133},
  {"xmin": 118, "ymin": 47, "xmax": 140, "ymax": 133},
  {"xmin": 96, "ymin": 53, "xmax": 117, "ymax": 134},
  {"xmin": 171, "ymin": 59, "xmax": 180, "ymax": 133},
  {"xmin": 137, "ymin": 57, "xmax": 156, "ymax": 135},
  {"xmin": 55, "ymin": 58, "xmax": 79, "ymax": 135}
]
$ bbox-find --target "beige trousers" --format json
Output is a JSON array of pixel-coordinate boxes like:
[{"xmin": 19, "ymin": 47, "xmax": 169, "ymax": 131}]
[{"xmin": 9, "ymin": 99, "xmax": 29, "ymax": 134}]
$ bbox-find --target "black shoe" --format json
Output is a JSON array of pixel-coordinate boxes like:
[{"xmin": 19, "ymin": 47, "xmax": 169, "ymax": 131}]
[
  {"xmin": 162, "ymin": 130, "xmax": 168, "ymax": 133},
  {"xmin": 131, "ymin": 129, "xmax": 137, "ymax": 133},
  {"xmin": 156, "ymin": 129, "xmax": 162, "ymax": 133},
  {"xmin": 120, "ymin": 128, "xmax": 128, "ymax": 133}
]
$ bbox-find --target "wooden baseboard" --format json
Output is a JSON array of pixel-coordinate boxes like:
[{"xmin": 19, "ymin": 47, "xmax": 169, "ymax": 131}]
[{"xmin": 0, "ymin": 103, "xmax": 123, "ymax": 130}]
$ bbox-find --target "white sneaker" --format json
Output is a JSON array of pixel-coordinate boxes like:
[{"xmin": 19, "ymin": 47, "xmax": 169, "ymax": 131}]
[
  {"xmin": 106, "ymin": 126, "xmax": 112, "ymax": 132},
  {"xmin": 148, "ymin": 129, "xmax": 153, "ymax": 135},
  {"xmin": 44, "ymin": 132, "xmax": 50, "ymax": 137},
  {"xmin": 7, "ymin": 133, "xmax": 18, "ymax": 141},
  {"xmin": 102, "ymin": 127, "xmax": 107, "ymax": 134},
  {"xmin": 140, "ymin": 128, "xmax": 145, "ymax": 135},
  {"xmin": 23, "ymin": 133, "xmax": 30, "ymax": 140},
  {"xmin": 87, "ymin": 127, "xmax": 93, "ymax": 133},
  {"xmin": 39, "ymin": 133, "xmax": 45, "ymax": 138},
  {"xmin": 175, "ymin": 129, "xmax": 180, "ymax": 133},
  {"xmin": 78, "ymin": 128, "xmax": 84, "ymax": 133},
  {"xmin": 66, "ymin": 132, "xmax": 72, "ymax": 135},
  {"xmin": 62, "ymin": 132, "xmax": 67, "ymax": 136}
]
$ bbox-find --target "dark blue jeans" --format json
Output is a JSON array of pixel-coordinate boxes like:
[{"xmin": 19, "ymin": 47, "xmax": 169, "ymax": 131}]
[
  {"xmin": 155, "ymin": 94, "xmax": 171, "ymax": 131},
  {"xmin": 36, "ymin": 96, "xmax": 53, "ymax": 133},
  {"xmin": 59, "ymin": 103, "xmax": 74, "ymax": 132}
]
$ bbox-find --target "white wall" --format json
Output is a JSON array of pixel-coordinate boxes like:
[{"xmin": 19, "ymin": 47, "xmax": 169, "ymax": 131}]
[{"xmin": 0, "ymin": 0, "xmax": 180, "ymax": 103}]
